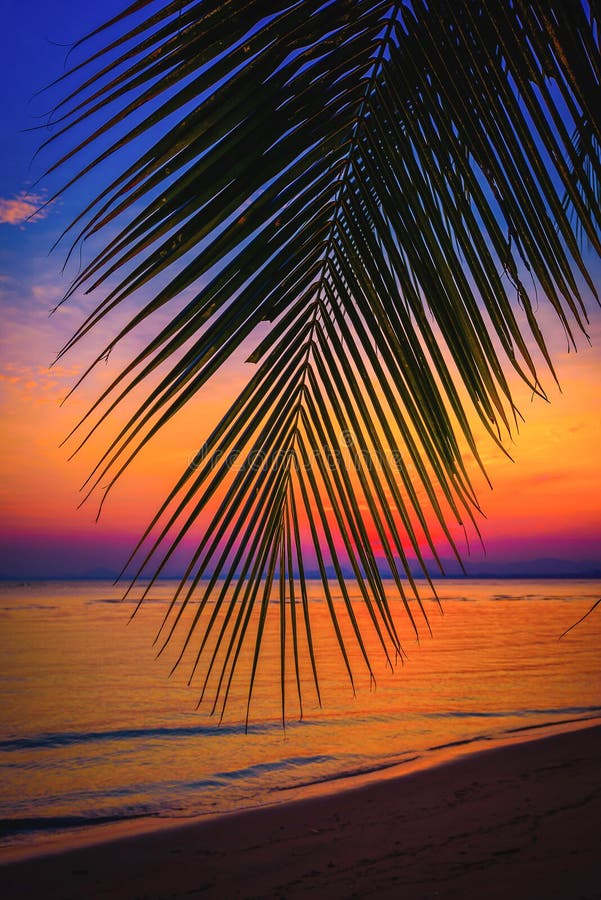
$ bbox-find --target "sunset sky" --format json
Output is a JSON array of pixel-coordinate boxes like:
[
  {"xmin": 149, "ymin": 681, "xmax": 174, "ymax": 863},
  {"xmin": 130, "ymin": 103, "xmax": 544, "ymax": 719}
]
[{"xmin": 0, "ymin": 1, "xmax": 599, "ymax": 579}]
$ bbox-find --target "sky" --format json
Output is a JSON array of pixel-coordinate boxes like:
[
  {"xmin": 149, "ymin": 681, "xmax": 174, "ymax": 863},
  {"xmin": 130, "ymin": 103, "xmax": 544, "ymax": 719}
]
[{"xmin": 0, "ymin": 1, "xmax": 600, "ymax": 579}]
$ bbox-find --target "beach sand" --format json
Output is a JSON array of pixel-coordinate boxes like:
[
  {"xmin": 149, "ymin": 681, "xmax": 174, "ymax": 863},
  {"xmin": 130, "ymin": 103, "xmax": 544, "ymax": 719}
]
[{"xmin": 1, "ymin": 723, "xmax": 600, "ymax": 899}]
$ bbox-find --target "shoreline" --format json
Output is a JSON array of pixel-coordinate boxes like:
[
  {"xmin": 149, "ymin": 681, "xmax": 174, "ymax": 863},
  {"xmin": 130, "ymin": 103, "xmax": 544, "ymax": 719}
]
[
  {"xmin": 1, "ymin": 721, "xmax": 600, "ymax": 898},
  {"xmin": 2, "ymin": 713, "xmax": 599, "ymax": 864}
]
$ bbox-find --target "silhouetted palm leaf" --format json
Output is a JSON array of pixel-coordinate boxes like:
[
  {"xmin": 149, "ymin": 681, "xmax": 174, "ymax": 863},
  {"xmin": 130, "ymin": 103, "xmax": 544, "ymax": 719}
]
[{"xmin": 45, "ymin": 0, "xmax": 599, "ymax": 720}]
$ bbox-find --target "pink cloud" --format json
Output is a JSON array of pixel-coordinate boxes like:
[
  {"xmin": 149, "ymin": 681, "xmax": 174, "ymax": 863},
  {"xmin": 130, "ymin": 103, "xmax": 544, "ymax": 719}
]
[{"xmin": 0, "ymin": 191, "xmax": 51, "ymax": 226}]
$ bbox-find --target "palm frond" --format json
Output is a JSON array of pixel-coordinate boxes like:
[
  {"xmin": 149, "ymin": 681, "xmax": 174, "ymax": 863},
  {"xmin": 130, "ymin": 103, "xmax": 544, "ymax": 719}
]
[{"xmin": 46, "ymin": 0, "xmax": 600, "ymax": 719}]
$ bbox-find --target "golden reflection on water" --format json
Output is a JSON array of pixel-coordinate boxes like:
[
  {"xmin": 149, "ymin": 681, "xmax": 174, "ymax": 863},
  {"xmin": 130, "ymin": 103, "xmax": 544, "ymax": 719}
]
[{"xmin": 1, "ymin": 579, "xmax": 600, "ymax": 856}]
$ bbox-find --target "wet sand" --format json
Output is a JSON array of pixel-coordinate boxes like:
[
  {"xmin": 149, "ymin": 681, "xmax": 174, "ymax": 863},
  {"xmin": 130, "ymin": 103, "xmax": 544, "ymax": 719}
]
[{"xmin": 1, "ymin": 723, "xmax": 600, "ymax": 899}]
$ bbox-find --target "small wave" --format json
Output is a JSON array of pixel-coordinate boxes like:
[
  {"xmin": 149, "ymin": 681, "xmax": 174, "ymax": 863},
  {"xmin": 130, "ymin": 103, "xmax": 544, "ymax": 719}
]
[
  {"xmin": 490, "ymin": 593, "xmax": 599, "ymax": 602},
  {"xmin": 274, "ymin": 755, "xmax": 420, "ymax": 792},
  {"xmin": 428, "ymin": 712, "xmax": 601, "ymax": 754},
  {"xmin": 208, "ymin": 755, "xmax": 334, "ymax": 785},
  {"xmin": 429, "ymin": 710, "xmax": 499, "ymax": 719},
  {"xmin": 86, "ymin": 598, "xmax": 127, "ymax": 605},
  {"xmin": 504, "ymin": 712, "xmax": 601, "ymax": 735},
  {"xmin": 0, "ymin": 811, "xmax": 152, "ymax": 839},
  {"xmin": 427, "ymin": 735, "xmax": 489, "ymax": 752},
  {"xmin": 428, "ymin": 705, "xmax": 601, "ymax": 721},
  {"xmin": 0, "ymin": 720, "xmax": 293, "ymax": 752},
  {"xmin": 2, "ymin": 715, "xmax": 396, "ymax": 755},
  {"xmin": 0, "ymin": 604, "xmax": 58, "ymax": 612}
]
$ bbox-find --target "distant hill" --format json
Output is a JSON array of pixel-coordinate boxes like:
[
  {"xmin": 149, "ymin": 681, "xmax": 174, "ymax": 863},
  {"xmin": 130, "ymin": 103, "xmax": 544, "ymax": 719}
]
[
  {"xmin": 1, "ymin": 558, "xmax": 599, "ymax": 581},
  {"xmin": 302, "ymin": 557, "xmax": 601, "ymax": 581}
]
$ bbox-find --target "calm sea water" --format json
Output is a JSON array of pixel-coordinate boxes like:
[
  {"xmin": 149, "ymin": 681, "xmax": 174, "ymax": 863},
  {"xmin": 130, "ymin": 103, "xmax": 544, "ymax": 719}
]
[{"xmin": 1, "ymin": 578, "xmax": 600, "ymax": 858}]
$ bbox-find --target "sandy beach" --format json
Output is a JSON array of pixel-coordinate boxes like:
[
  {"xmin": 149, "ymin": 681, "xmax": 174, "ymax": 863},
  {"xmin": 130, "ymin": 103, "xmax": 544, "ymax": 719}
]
[{"xmin": 1, "ymin": 722, "xmax": 600, "ymax": 899}]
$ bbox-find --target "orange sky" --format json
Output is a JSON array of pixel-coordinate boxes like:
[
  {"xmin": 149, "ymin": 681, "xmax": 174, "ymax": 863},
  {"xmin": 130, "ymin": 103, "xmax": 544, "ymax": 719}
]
[{"xmin": 0, "ymin": 242, "xmax": 599, "ymax": 578}]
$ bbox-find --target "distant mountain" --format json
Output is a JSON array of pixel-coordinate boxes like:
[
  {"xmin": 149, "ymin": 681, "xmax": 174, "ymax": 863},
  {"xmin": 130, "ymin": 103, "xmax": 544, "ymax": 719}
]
[
  {"xmin": 301, "ymin": 557, "xmax": 601, "ymax": 581},
  {"xmin": 409, "ymin": 556, "xmax": 601, "ymax": 580},
  {"xmin": 2, "ymin": 558, "xmax": 599, "ymax": 582}
]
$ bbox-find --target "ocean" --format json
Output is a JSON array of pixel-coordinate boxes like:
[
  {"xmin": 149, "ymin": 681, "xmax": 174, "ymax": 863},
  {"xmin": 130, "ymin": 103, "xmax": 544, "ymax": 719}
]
[{"xmin": 1, "ymin": 578, "xmax": 600, "ymax": 859}]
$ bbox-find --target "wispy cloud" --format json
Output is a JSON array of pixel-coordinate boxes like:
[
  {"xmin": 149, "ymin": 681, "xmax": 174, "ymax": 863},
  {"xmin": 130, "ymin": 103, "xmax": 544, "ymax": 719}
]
[{"xmin": 0, "ymin": 190, "xmax": 52, "ymax": 226}]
